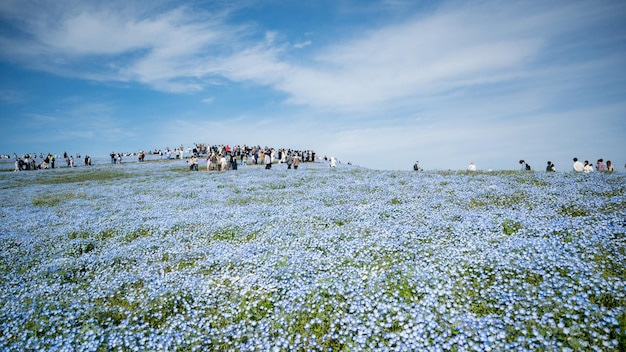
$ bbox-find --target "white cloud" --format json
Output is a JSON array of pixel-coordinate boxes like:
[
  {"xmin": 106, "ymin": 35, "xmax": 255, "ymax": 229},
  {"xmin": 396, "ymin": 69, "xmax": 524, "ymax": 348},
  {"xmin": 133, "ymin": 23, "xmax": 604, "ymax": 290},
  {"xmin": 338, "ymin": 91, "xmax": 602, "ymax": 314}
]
[
  {"xmin": 1, "ymin": 0, "xmax": 620, "ymax": 106},
  {"xmin": 293, "ymin": 40, "xmax": 311, "ymax": 49},
  {"xmin": 0, "ymin": 90, "xmax": 27, "ymax": 104},
  {"xmin": 0, "ymin": 1, "xmax": 235, "ymax": 92},
  {"xmin": 203, "ymin": 2, "xmax": 555, "ymax": 112}
]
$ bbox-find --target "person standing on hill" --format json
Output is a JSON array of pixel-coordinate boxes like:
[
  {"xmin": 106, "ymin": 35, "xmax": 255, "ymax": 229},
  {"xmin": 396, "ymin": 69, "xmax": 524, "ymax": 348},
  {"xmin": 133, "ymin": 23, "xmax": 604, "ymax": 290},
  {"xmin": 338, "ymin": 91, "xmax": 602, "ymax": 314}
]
[
  {"xmin": 467, "ymin": 162, "xmax": 476, "ymax": 171},
  {"xmin": 573, "ymin": 158, "xmax": 584, "ymax": 172},
  {"xmin": 231, "ymin": 154, "xmax": 238, "ymax": 170},
  {"xmin": 292, "ymin": 153, "xmax": 300, "ymax": 169},
  {"xmin": 519, "ymin": 160, "xmax": 531, "ymax": 171},
  {"xmin": 606, "ymin": 160, "xmax": 614, "ymax": 172},
  {"xmin": 264, "ymin": 152, "xmax": 272, "ymax": 169},
  {"xmin": 188, "ymin": 154, "xmax": 198, "ymax": 171}
]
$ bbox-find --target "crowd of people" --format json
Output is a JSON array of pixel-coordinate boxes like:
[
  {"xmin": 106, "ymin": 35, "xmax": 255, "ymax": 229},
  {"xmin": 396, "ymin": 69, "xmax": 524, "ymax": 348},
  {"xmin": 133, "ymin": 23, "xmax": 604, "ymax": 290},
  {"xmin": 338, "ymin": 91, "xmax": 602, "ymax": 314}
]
[
  {"xmin": 7, "ymin": 143, "xmax": 326, "ymax": 172},
  {"xmin": 7, "ymin": 148, "xmax": 621, "ymax": 174},
  {"xmin": 462, "ymin": 157, "xmax": 620, "ymax": 173},
  {"xmin": 572, "ymin": 158, "xmax": 615, "ymax": 173},
  {"xmin": 183, "ymin": 144, "xmax": 319, "ymax": 171},
  {"xmin": 11, "ymin": 152, "xmax": 92, "ymax": 171}
]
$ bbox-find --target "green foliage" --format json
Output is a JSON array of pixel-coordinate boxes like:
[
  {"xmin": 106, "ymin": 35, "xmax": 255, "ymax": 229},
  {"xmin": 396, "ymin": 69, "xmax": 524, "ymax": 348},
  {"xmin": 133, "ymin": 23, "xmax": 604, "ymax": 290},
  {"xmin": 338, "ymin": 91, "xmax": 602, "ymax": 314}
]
[
  {"xmin": 502, "ymin": 219, "xmax": 523, "ymax": 235},
  {"xmin": 455, "ymin": 265, "xmax": 543, "ymax": 318},
  {"xmin": 333, "ymin": 218, "xmax": 349, "ymax": 226},
  {"xmin": 143, "ymin": 291, "xmax": 193, "ymax": 329},
  {"xmin": 469, "ymin": 192, "xmax": 527, "ymax": 209},
  {"xmin": 283, "ymin": 287, "xmax": 349, "ymax": 350},
  {"xmin": 591, "ymin": 248, "xmax": 626, "ymax": 280},
  {"xmin": 68, "ymin": 228, "xmax": 118, "ymax": 241},
  {"xmin": 66, "ymin": 239, "xmax": 96, "ymax": 257},
  {"xmin": 39, "ymin": 169, "xmax": 133, "ymax": 186},
  {"xmin": 558, "ymin": 204, "xmax": 590, "ymax": 217},
  {"xmin": 203, "ymin": 226, "xmax": 258, "ymax": 243},
  {"xmin": 33, "ymin": 192, "xmax": 87, "ymax": 207},
  {"xmin": 123, "ymin": 227, "xmax": 155, "ymax": 243},
  {"xmin": 384, "ymin": 274, "xmax": 421, "ymax": 302},
  {"xmin": 590, "ymin": 293, "xmax": 621, "ymax": 309},
  {"xmin": 214, "ymin": 227, "xmax": 238, "ymax": 241},
  {"xmin": 468, "ymin": 298, "xmax": 504, "ymax": 317},
  {"xmin": 235, "ymin": 291, "xmax": 275, "ymax": 323},
  {"xmin": 93, "ymin": 281, "xmax": 145, "ymax": 325},
  {"xmin": 268, "ymin": 183, "xmax": 287, "ymax": 190}
]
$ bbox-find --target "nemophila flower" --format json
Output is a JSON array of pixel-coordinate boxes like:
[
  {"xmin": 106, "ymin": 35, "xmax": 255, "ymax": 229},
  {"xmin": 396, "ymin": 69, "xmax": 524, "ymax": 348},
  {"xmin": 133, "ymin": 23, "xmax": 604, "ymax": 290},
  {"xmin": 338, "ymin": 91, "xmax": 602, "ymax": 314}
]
[{"xmin": 0, "ymin": 164, "xmax": 624, "ymax": 350}]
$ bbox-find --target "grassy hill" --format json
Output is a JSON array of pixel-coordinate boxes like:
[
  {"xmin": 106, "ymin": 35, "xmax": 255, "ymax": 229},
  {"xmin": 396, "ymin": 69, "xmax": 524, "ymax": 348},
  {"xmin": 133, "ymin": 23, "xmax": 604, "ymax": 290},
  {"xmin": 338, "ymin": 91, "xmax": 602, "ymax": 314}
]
[{"xmin": 1, "ymin": 161, "xmax": 624, "ymax": 351}]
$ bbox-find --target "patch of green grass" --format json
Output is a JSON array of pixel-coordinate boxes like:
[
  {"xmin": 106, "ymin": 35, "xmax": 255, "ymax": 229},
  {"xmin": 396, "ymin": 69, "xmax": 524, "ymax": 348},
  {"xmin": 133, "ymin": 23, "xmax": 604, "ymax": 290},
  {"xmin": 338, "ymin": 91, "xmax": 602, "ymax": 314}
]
[
  {"xmin": 235, "ymin": 290, "xmax": 275, "ymax": 323},
  {"xmin": 226, "ymin": 194, "xmax": 273, "ymax": 206},
  {"xmin": 599, "ymin": 199, "xmax": 626, "ymax": 215},
  {"xmin": 268, "ymin": 183, "xmax": 287, "ymax": 190},
  {"xmin": 33, "ymin": 192, "xmax": 88, "ymax": 207},
  {"xmin": 468, "ymin": 298, "xmax": 504, "ymax": 317},
  {"xmin": 201, "ymin": 226, "xmax": 259, "ymax": 243},
  {"xmin": 68, "ymin": 228, "xmax": 118, "ymax": 241},
  {"xmin": 502, "ymin": 219, "xmax": 523, "ymax": 235},
  {"xmin": 590, "ymin": 292, "xmax": 622, "ymax": 309},
  {"xmin": 91, "ymin": 280, "xmax": 146, "ymax": 326},
  {"xmin": 469, "ymin": 192, "xmax": 527, "ymax": 209},
  {"xmin": 515, "ymin": 174, "xmax": 549, "ymax": 187},
  {"xmin": 333, "ymin": 218, "xmax": 350, "ymax": 226},
  {"xmin": 282, "ymin": 286, "xmax": 349, "ymax": 350},
  {"xmin": 455, "ymin": 265, "xmax": 543, "ymax": 318},
  {"xmin": 144, "ymin": 291, "xmax": 194, "ymax": 329},
  {"xmin": 558, "ymin": 204, "xmax": 590, "ymax": 217},
  {"xmin": 383, "ymin": 273, "xmax": 423, "ymax": 302},
  {"xmin": 123, "ymin": 227, "xmax": 156, "ymax": 243},
  {"xmin": 590, "ymin": 247, "xmax": 626, "ymax": 279},
  {"xmin": 37, "ymin": 169, "xmax": 134, "ymax": 185},
  {"xmin": 66, "ymin": 239, "xmax": 96, "ymax": 257}
]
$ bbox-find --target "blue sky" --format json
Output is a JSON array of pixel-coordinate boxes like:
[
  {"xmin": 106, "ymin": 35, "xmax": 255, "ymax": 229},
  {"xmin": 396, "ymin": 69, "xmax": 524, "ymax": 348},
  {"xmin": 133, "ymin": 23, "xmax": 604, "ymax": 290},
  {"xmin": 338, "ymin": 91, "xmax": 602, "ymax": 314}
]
[{"xmin": 1, "ymin": 0, "xmax": 625, "ymax": 170}]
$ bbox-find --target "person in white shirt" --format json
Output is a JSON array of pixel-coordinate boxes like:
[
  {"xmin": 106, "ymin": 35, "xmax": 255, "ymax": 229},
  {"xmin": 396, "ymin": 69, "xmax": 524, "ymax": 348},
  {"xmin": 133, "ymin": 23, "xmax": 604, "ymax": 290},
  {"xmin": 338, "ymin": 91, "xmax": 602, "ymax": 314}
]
[
  {"xmin": 583, "ymin": 160, "xmax": 593, "ymax": 173},
  {"xmin": 467, "ymin": 162, "xmax": 476, "ymax": 171},
  {"xmin": 573, "ymin": 158, "xmax": 584, "ymax": 172},
  {"xmin": 264, "ymin": 152, "xmax": 272, "ymax": 169}
]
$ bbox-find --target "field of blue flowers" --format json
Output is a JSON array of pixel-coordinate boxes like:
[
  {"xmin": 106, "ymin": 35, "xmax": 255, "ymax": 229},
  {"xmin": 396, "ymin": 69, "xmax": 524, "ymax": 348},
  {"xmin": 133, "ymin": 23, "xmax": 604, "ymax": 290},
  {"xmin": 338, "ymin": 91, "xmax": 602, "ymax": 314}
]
[{"xmin": 0, "ymin": 160, "xmax": 624, "ymax": 351}]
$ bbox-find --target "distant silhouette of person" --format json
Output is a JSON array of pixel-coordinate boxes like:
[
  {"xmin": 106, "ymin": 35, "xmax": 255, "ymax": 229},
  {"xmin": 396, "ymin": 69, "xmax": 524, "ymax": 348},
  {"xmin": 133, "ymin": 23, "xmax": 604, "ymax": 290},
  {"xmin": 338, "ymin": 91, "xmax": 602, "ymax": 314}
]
[
  {"xmin": 546, "ymin": 161, "xmax": 555, "ymax": 172},
  {"xmin": 519, "ymin": 160, "xmax": 531, "ymax": 171},
  {"xmin": 292, "ymin": 154, "xmax": 300, "ymax": 169},
  {"xmin": 188, "ymin": 154, "xmax": 198, "ymax": 171},
  {"xmin": 264, "ymin": 152, "xmax": 272, "ymax": 169},
  {"xmin": 606, "ymin": 160, "xmax": 614, "ymax": 172},
  {"xmin": 596, "ymin": 159, "xmax": 605, "ymax": 171},
  {"xmin": 467, "ymin": 162, "xmax": 476, "ymax": 171},
  {"xmin": 573, "ymin": 158, "xmax": 584, "ymax": 172}
]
